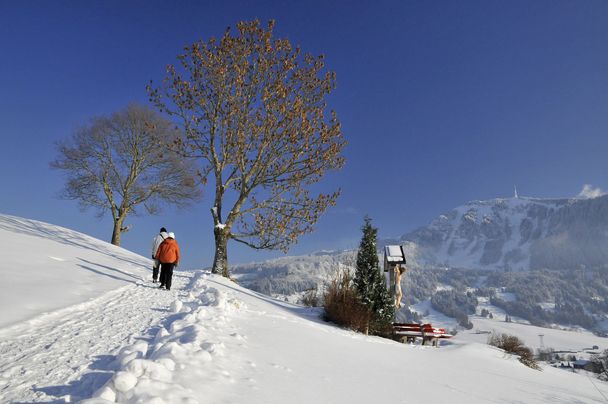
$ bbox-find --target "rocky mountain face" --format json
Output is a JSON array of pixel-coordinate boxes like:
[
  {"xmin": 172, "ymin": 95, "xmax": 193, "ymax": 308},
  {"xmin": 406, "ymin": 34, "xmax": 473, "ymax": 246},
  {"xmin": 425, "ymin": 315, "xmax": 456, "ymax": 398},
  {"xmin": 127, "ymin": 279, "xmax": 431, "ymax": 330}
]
[{"xmin": 402, "ymin": 195, "xmax": 608, "ymax": 271}]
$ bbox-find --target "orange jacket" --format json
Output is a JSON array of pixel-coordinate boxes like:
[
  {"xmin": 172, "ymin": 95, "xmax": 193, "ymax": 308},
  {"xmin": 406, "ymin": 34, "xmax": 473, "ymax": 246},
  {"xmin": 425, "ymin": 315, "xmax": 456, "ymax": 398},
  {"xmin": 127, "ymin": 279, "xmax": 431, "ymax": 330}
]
[{"xmin": 155, "ymin": 238, "xmax": 180, "ymax": 264}]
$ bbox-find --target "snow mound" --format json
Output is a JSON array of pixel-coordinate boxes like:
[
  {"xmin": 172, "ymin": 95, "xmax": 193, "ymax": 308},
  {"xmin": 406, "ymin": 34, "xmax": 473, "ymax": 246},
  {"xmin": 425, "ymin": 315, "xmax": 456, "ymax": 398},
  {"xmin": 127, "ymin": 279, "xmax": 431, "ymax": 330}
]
[{"xmin": 84, "ymin": 278, "xmax": 245, "ymax": 403}]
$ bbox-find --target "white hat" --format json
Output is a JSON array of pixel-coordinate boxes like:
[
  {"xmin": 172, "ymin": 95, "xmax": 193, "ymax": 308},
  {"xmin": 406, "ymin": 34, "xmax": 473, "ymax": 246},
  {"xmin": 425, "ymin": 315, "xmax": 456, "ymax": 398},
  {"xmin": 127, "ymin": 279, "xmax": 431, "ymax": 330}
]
[{"xmin": 168, "ymin": 232, "xmax": 175, "ymax": 239}]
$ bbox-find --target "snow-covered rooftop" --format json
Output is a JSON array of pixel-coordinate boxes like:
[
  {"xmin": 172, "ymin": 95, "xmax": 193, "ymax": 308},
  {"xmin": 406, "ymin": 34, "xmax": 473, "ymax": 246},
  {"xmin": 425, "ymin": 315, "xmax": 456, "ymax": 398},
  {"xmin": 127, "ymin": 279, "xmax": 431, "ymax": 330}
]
[{"xmin": 385, "ymin": 245, "xmax": 406, "ymax": 263}]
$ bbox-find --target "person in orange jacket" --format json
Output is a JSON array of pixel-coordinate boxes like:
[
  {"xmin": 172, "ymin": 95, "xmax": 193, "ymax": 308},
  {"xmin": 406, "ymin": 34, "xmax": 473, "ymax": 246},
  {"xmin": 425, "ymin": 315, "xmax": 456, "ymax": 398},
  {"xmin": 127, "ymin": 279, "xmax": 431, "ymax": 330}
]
[
  {"xmin": 151, "ymin": 227, "xmax": 168, "ymax": 283},
  {"xmin": 155, "ymin": 232, "xmax": 180, "ymax": 290}
]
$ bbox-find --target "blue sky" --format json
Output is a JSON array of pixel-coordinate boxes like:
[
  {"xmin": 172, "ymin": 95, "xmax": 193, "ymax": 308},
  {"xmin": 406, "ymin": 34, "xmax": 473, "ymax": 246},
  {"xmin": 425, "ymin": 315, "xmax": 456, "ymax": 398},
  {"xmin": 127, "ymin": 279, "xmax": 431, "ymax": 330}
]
[{"xmin": 1, "ymin": 0, "xmax": 607, "ymax": 269}]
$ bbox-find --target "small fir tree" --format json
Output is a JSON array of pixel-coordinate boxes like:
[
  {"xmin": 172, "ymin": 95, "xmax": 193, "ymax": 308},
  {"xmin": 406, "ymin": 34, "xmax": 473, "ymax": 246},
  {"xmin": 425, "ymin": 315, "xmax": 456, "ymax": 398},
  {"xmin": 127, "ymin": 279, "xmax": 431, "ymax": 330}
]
[
  {"xmin": 354, "ymin": 216, "xmax": 395, "ymax": 333},
  {"xmin": 354, "ymin": 216, "xmax": 380, "ymax": 305}
]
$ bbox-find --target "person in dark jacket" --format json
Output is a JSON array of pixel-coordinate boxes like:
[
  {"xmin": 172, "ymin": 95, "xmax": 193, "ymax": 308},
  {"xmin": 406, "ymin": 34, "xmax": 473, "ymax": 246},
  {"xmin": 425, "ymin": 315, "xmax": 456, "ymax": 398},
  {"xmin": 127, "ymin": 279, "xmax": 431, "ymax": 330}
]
[{"xmin": 155, "ymin": 232, "xmax": 180, "ymax": 290}]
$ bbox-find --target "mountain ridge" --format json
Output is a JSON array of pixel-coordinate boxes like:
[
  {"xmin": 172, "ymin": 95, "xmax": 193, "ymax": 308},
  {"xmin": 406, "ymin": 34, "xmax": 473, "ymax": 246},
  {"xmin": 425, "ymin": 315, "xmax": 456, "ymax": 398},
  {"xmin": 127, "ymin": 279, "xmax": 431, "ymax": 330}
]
[{"xmin": 401, "ymin": 194, "xmax": 608, "ymax": 271}]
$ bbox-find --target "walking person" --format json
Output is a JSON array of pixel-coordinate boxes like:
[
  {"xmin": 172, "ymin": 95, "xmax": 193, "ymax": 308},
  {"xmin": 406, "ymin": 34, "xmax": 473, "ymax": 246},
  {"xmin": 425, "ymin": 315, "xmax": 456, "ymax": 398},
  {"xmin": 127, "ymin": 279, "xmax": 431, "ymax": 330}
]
[
  {"xmin": 151, "ymin": 227, "xmax": 168, "ymax": 283},
  {"xmin": 156, "ymin": 232, "xmax": 180, "ymax": 290}
]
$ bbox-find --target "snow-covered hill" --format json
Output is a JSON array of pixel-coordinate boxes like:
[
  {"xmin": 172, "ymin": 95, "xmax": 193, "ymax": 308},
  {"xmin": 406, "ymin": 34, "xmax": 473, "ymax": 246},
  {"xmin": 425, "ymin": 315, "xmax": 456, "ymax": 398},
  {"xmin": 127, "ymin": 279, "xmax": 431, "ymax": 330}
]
[
  {"xmin": 2, "ymin": 214, "xmax": 608, "ymax": 403},
  {"xmin": 0, "ymin": 214, "xmax": 152, "ymax": 328},
  {"xmin": 230, "ymin": 249, "xmax": 356, "ymax": 301},
  {"xmin": 403, "ymin": 194, "xmax": 608, "ymax": 270}
]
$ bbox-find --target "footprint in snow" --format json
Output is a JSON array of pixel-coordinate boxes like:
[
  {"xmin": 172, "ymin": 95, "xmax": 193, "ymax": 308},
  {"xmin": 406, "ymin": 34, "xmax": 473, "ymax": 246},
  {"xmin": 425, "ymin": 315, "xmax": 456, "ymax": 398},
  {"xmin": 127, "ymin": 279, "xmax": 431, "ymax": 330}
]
[
  {"xmin": 270, "ymin": 363, "xmax": 293, "ymax": 372},
  {"xmin": 230, "ymin": 332, "xmax": 246, "ymax": 341}
]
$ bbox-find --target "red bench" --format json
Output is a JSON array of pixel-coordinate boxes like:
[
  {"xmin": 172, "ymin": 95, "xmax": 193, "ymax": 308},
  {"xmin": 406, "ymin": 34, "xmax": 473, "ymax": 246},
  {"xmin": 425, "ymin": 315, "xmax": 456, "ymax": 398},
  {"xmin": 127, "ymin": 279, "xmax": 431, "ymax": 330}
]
[{"xmin": 393, "ymin": 323, "xmax": 453, "ymax": 347}]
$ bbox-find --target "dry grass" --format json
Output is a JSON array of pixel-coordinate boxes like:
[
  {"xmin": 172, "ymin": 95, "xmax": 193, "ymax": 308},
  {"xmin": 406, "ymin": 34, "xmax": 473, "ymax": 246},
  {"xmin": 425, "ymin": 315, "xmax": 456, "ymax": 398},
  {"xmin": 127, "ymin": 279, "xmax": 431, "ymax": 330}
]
[{"xmin": 323, "ymin": 270, "xmax": 371, "ymax": 333}]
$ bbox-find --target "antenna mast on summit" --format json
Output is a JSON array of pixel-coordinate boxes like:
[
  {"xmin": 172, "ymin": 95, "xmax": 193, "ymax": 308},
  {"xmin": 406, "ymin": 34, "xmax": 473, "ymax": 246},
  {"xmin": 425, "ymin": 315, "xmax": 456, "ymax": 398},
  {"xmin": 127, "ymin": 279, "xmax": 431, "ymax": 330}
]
[{"xmin": 514, "ymin": 185, "xmax": 519, "ymax": 199}]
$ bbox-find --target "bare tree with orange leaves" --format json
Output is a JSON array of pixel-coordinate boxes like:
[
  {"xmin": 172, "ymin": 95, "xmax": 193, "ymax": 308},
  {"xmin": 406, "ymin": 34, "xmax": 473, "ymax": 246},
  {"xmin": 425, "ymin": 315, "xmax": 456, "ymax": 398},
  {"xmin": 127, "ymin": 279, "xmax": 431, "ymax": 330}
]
[{"xmin": 148, "ymin": 20, "xmax": 346, "ymax": 277}]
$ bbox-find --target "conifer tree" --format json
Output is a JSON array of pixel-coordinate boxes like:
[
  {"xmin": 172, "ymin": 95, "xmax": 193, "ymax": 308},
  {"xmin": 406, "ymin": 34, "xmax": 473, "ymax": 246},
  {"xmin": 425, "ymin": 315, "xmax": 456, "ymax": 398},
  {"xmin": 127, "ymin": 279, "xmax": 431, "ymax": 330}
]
[
  {"xmin": 354, "ymin": 216, "xmax": 379, "ymax": 305},
  {"xmin": 371, "ymin": 269, "xmax": 395, "ymax": 328},
  {"xmin": 354, "ymin": 216, "xmax": 395, "ymax": 332}
]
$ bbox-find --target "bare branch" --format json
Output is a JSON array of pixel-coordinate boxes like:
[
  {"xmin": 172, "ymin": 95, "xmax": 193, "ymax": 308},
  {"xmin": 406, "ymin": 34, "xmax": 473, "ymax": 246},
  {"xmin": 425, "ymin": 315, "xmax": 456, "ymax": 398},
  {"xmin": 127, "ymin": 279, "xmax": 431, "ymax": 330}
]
[{"xmin": 51, "ymin": 103, "xmax": 202, "ymax": 245}]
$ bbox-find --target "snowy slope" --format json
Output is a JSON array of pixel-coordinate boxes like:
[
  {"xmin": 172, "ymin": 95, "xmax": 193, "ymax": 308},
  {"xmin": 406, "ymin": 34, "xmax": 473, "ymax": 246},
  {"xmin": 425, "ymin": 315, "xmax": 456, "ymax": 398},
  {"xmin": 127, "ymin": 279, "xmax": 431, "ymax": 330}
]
[
  {"xmin": 84, "ymin": 272, "xmax": 608, "ymax": 403},
  {"xmin": 0, "ymin": 214, "xmax": 193, "ymax": 402},
  {"xmin": 0, "ymin": 214, "xmax": 152, "ymax": 328},
  {"xmin": 2, "ymin": 214, "xmax": 608, "ymax": 403}
]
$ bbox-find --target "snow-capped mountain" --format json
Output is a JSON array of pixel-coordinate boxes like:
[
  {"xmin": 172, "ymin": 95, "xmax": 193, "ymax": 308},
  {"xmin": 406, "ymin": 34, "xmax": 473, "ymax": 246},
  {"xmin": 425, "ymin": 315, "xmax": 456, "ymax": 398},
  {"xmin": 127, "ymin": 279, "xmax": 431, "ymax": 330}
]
[
  {"xmin": 402, "ymin": 194, "xmax": 608, "ymax": 271},
  {"xmin": 232, "ymin": 194, "xmax": 608, "ymax": 301}
]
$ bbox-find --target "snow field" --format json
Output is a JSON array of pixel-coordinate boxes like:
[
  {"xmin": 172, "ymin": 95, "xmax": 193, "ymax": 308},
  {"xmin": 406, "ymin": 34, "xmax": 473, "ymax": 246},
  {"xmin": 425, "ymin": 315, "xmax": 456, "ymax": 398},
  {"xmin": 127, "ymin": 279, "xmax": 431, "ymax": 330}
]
[
  {"xmin": 86, "ymin": 272, "xmax": 608, "ymax": 403},
  {"xmin": 3, "ymin": 214, "xmax": 608, "ymax": 403},
  {"xmin": 0, "ymin": 273, "xmax": 192, "ymax": 403},
  {"xmin": 84, "ymin": 274, "xmax": 248, "ymax": 403},
  {"xmin": 410, "ymin": 296, "xmax": 606, "ymax": 357}
]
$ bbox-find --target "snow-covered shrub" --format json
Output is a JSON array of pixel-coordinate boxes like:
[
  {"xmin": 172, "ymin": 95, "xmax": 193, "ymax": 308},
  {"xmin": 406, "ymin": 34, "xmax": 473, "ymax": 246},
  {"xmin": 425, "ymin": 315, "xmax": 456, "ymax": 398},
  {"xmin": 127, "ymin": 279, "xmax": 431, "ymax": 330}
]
[
  {"xmin": 301, "ymin": 287, "xmax": 320, "ymax": 307},
  {"xmin": 591, "ymin": 349, "xmax": 608, "ymax": 381}
]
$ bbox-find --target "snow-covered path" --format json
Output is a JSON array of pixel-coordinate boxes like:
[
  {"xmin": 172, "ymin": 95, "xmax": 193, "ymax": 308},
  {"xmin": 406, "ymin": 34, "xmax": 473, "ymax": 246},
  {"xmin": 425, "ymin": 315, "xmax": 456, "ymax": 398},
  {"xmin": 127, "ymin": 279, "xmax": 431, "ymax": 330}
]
[{"xmin": 0, "ymin": 272, "xmax": 194, "ymax": 403}]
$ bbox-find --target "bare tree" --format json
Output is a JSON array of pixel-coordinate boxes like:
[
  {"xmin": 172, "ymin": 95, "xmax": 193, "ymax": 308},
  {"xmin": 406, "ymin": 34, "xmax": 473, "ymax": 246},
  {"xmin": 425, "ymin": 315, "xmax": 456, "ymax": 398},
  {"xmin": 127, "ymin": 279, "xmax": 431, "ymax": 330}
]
[
  {"xmin": 51, "ymin": 104, "xmax": 201, "ymax": 245},
  {"xmin": 148, "ymin": 20, "xmax": 346, "ymax": 277}
]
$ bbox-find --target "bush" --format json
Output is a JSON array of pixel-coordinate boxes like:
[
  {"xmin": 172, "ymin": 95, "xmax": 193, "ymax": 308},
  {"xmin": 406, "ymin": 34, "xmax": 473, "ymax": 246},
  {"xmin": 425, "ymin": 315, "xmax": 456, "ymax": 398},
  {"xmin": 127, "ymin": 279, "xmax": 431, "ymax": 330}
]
[
  {"xmin": 395, "ymin": 308, "xmax": 421, "ymax": 323},
  {"xmin": 456, "ymin": 312, "xmax": 474, "ymax": 329},
  {"xmin": 591, "ymin": 349, "xmax": 608, "ymax": 381},
  {"xmin": 488, "ymin": 333, "xmax": 540, "ymax": 370},
  {"xmin": 301, "ymin": 287, "xmax": 320, "ymax": 307},
  {"xmin": 323, "ymin": 270, "xmax": 372, "ymax": 333}
]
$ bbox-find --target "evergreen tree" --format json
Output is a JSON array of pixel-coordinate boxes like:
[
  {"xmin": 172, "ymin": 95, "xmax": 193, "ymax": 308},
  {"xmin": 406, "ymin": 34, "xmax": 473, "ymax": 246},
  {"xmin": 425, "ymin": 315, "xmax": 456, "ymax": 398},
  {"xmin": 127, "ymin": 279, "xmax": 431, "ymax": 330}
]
[
  {"xmin": 354, "ymin": 216, "xmax": 395, "ymax": 333},
  {"xmin": 354, "ymin": 216, "xmax": 380, "ymax": 305},
  {"xmin": 371, "ymin": 270, "xmax": 395, "ymax": 329}
]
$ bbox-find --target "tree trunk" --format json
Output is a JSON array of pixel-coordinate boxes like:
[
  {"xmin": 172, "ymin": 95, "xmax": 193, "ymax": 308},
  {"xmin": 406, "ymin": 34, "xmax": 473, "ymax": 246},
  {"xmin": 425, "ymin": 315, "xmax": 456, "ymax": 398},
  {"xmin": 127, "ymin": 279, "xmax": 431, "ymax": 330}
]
[
  {"xmin": 212, "ymin": 226, "xmax": 229, "ymax": 277},
  {"xmin": 111, "ymin": 216, "xmax": 125, "ymax": 246}
]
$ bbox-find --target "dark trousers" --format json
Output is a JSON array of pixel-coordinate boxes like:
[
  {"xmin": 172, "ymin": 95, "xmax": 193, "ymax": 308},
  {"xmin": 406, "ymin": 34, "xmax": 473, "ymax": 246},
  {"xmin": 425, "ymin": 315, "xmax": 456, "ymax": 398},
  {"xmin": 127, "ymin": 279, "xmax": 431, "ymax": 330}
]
[
  {"xmin": 159, "ymin": 263, "xmax": 175, "ymax": 289},
  {"xmin": 152, "ymin": 259, "xmax": 160, "ymax": 280}
]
